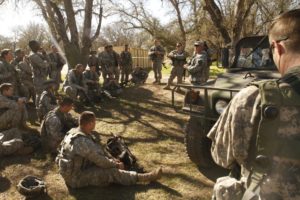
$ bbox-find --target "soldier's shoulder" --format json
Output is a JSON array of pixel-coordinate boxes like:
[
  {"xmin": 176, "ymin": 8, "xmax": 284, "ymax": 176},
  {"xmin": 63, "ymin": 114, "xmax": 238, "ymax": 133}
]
[{"xmin": 231, "ymin": 86, "xmax": 260, "ymax": 107}]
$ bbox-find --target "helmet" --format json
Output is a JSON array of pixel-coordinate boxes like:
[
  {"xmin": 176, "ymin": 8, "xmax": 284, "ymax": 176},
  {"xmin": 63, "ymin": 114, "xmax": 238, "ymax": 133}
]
[{"xmin": 17, "ymin": 175, "xmax": 47, "ymax": 197}]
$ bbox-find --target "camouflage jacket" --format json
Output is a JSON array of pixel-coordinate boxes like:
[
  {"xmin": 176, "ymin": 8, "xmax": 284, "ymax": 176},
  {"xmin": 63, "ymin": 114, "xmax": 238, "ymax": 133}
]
[
  {"xmin": 28, "ymin": 51, "xmax": 50, "ymax": 80},
  {"xmin": 0, "ymin": 61, "xmax": 18, "ymax": 86},
  {"xmin": 63, "ymin": 69, "xmax": 86, "ymax": 89},
  {"xmin": 98, "ymin": 50, "xmax": 119, "ymax": 69},
  {"xmin": 120, "ymin": 51, "xmax": 133, "ymax": 67},
  {"xmin": 208, "ymin": 66, "xmax": 300, "ymax": 200},
  {"xmin": 88, "ymin": 55, "xmax": 99, "ymax": 68},
  {"xmin": 148, "ymin": 45, "xmax": 165, "ymax": 62},
  {"xmin": 15, "ymin": 60, "xmax": 33, "ymax": 85},
  {"xmin": 167, "ymin": 50, "xmax": 188, "ymax": 67},
  {"xmin": 0, "ymin": 94, "xmax": 18, "ymax": 112},
  {"xmin": 38, "ymin": 90, "xmax": 57, "ymax": 118},
  {"xmin": 48, "ymin": 52, "xmax": 65, "ymax": 71},
  {"xmin": 187, "ymin": 51, "xmax": 208, "ymax": 84}
]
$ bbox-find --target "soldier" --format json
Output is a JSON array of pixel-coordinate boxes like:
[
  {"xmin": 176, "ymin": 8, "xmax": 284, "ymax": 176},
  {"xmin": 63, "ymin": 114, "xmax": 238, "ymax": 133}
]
[
  {"xmin": 28, "ymin": 40, "xmax": 50, "ymax": 109},
  {"xmin": 148, "ymin": 39, "xmax": 165, "ymax": 84},
  {"xmin": 98, "ymin": 44, "xmax": 120, "ymax": 84},
  {"xmin": 208, "ymin": 9, "xmax": 300, "ymax": 200},
  {"xmin": 88, "ymin": 50, "xmax": 100, "ymax": 76},
  {"xmin": 184, "ymin": 41, "xmax": 208, "ymax": 85},
  {"xmin": 63, "ymin": 64, "xmax": 90, "ymax": 105},
  {"xmin": 131, "ymin": 67, "xmax": 148, "ymax": 84},
  {"xmin": 48, "ymin": 45, "xmax": 66, "ymax": 92},
  {"xmin": 14, "ymin": 50, "xmax": 36, "ymax": 104},
  {"xmin": 0, "ymin": 49, "xmax": 21, "ymax": 95},
  {"xmin": 40, "ymin": 97, "xmax": 77, "ymax": 154},
  {"xmin": 120, "ymin": 44, "xmax": 133, "ymax": 85},
  {"xmin": 83, "ymin": 65, "xmax": 102, "ymax": 102},
  {"xmin": 37, "ymin": 80, "xmax": 57, "ymax": 122},
  {"xmin": 56, "ymin": 111, "xmax": 162, "ymax": 188},
  {"xmin": 164, "ymin": 42, "xmax": 189, "ymax": 90}
]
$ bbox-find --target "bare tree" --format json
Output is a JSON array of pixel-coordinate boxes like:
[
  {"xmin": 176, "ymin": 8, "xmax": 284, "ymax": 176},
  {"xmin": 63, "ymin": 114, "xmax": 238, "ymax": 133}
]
[{"xmin": 33, "ymin": 0, "xmax": 104, "ymax": 68}]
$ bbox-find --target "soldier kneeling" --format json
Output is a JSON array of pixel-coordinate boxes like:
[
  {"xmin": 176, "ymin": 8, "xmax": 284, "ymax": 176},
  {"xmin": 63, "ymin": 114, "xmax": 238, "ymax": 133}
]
[{"xmin": 56, "ymin": 111, "xmax": 162, "ymax": 188}]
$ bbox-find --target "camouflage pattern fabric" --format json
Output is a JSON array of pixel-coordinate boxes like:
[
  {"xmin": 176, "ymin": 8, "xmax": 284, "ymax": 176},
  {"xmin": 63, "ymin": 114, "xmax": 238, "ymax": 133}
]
[
  {"xmin": 0, "ymin": 128, "xmax": 24, "ymax": 156},
  {"xmin": 88, "ymin": 54, "xmax": 100, "ymax": 74},
  {"xmin": 28, "ymin": 52, "xmax": 50, "ymax": 107},
  {"xmin": 56, "ymin": 127, "xmax": 137, "ymax": 188},
  {"xmin": 98, "ymin": 50, "xmax": 120, "ymax": 83},
  {"xmin": 120, "ymin": 51, "xmax": 133, "ymax": 83},
  {"xmin": 187, "ymin": 51, "xmax": 208, "ymax": 84},
  {"xmin": 148, "ymin": 45, "xmax": 165, "ymax": 81},
  {"xmin": 48, "ymin": 52, "xmax": 65, "ymax": 90},
  {"xmin": 208, "ymin": 67, "xmax": 300, "ymax": 199},
  {"xmin": 0, "ymin": 94, "xmax": 26, "ymax": 130},
  {"xmin": 37, "ymin": 90, "xmax": 57, "ymax": 120},
  {"xmin": 63, "ymin": 70, "xmax": 87, "ymax": 100},
  {"xmin": 167, "ymin": 50, "xmax": 188, "ymax": 84},
  {"xmin": 0, "ymin": 61, "xmax": 20, "ymax": 95}
]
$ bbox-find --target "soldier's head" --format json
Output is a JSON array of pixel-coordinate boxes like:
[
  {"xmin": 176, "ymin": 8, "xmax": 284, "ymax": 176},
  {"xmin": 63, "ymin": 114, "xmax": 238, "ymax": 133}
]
[
  {"xmin": 28, "ymin": 40, "xmax": 41, "ymax": 52},
  {"xmin": 59, "ymin": 97, "xmax": 73, "ymax": 113},
  {"xmin": 194, "ymin": 41, "xmax": 204, "ymax": 54},
  {"xmin": 51, "ymin": 45, "xmax": 58, "ymax": 53},
  {"xmin": 75, "ymin": 64, "xmax": 85, "ymax": 74},
  {"xmin": 0, "ymin": 83, "xmax": 13, "ymax": 96},
  {"xmin": 176, "ymin": 42, "xmax": 183, "ymax": 51},
  {"xmin": 79, "ymin": 111, "xmax": 96, "ymax": 134},
  {"xmin": 124, "ymin": 44, "xmax": 129, "ymax": 51},
  {"xmin": 15, "ymin": 48, "xmax": 24, "ymax": 59},
  {"xmin": 154, "ymin": 39, "xmax": 160, "ymax": 46},
  {"xmin": 1, "ymin": 49, "xmax": 13, "ymax": 62},
  {"xmin": 89, "ymin": 65, "xmax": 96, "ymax": 72},
  {"xmin": 268, "ymin": 9, "xmax": 300, "ymax": 75}
]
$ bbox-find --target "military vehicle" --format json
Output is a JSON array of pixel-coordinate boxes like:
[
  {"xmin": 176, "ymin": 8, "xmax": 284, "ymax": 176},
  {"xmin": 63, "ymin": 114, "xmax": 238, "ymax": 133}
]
[{"xmin": 171, "ymin": 36, "xmax": 280, "ymax": 181}]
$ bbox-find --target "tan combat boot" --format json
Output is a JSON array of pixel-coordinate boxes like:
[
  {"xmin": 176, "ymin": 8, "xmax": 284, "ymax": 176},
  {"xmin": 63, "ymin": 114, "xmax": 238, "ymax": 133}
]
[{"xmin": 137, "ymin": 167, "xmax": 162, "ymax": 182}]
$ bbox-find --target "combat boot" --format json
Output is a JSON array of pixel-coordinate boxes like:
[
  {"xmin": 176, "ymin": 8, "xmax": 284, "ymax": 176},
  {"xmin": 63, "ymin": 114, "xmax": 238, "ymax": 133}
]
[
  {"xmin": 137, "ymin": 167, "xmax": 162, "ymax": 182},
  {"xmin": 163, "ymin": 84, "xmax": 171, "ymax": 90}
]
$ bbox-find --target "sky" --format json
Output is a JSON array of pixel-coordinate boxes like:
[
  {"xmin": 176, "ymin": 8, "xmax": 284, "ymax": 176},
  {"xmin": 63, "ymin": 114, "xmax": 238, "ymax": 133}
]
[{"xmin": 0, "ymin": 0, "xmax": 170, "ymax": 38}]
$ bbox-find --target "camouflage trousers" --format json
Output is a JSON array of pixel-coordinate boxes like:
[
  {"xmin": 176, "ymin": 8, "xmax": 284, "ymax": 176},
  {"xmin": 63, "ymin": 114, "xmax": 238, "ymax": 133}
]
[
  {"xmin": 168, "ymin": 66, "xmax": 184, "ymax": 84},
  {"xmin": 63, "ymin": 86, "xmax": 88, "ymax": 101},
  {"xmin": 61, "ymin": 167, "xmax": 137, "ymax": 188},
  {"xmin": 121, "ymin": 65, "xmax": 132, "ymax": 83},
  {"xmin": 21, "ymin": 81, "xmax": 36, "ymax": 104},
  {"xmin": 102, "ymin": 67, "xmax": 120, "ymax": 84},
  {"xmin": 0, "ymin": 128, "xmax": 24, "ymax": 156},
  {"xmin": 33, "ymin": 77, "xmax": 46, "ymax": 108},
  {"xmin": 50, "ymin": 70, "xmax": 62, "ymax": 91},
  {"xmin": 152, "ymin": 60, "xmax": 163, "ymax": 81},
  {"xmin": 0, "ymin": 106, "xmax": 27, "ymax": 130}
]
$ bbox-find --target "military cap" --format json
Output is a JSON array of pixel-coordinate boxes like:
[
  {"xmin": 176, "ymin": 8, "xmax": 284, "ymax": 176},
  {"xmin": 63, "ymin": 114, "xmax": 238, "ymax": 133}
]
[
  {"xmin": 15, "ymin": 48, "xmax": 22, "ymax": 54},
  {"xmin": 43, "ymin": 79, "xmax": 57, "ymax": 87},
  {"xmin": 194, "ymin": 41, "xmax": 204, "ymax": 46}
]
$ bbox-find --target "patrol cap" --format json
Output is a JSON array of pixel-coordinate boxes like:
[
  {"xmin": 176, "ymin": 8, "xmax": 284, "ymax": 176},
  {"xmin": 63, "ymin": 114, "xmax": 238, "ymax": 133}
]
[
  {"xmin": 1, "ymin": 48, "xmax": 11, "ymax": 58},
  {"xmin": 43, "ymin": 79, "xmax": 56, "ymax": 87},
  {"xmin": 194, "ymin": 41, "xmax": 204, "ymax": 46},
  {"xmin": 15, "ymin": 48, "xmax": 22, "ymax": 54}
]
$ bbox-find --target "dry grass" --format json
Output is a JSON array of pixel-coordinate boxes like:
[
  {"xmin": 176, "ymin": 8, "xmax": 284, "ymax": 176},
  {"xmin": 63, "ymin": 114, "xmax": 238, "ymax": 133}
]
[{"xmin": 0, "ymin": 75, "xmax": 213, "ymax": 200}]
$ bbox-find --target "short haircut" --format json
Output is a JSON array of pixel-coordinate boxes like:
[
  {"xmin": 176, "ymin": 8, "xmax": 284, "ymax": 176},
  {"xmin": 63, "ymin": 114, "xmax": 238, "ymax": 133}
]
[
  {"xmin": 79, "ymin": 111, "xmax": 95, "ymax": 126},
  {"xmin": 1, "ymin": 49, "xmax": 11, "ymax": 58},
  {"xmin": 0, "ymin": 83, "xmax": 13, "ymax": 93},
  {"xmin": 269, "ymin": 9, "xmax": 300, "ymax": 53},
  {"xmin": 59, "ymin": 97, "xmax": 74, "ymax": 106},
  {"xmin": 28, "ymin": 40, "xmax": 40, "ymax": 51},
  {"xmin": 75, "ymin": 63, "xmax": 84, "ymax": 70}
]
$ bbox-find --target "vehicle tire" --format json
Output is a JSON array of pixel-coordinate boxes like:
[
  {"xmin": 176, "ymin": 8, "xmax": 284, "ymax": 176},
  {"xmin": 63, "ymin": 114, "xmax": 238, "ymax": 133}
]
[{"xmin": 184, "ymin": 117, "xmax": 230, "ymax": 182}]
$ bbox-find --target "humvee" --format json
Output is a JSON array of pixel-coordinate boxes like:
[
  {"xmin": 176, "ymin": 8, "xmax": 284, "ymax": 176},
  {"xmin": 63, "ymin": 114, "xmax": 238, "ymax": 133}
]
[{"xmin": 171, "ymin": 36, "xmax": 281, "ymax": 181}]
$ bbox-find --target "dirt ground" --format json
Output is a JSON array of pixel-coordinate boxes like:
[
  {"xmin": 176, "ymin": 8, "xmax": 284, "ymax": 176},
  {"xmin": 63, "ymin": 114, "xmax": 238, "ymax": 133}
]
[{"xmin": 0, "ymin": 74, "xmax": 214, "ymax": 200}]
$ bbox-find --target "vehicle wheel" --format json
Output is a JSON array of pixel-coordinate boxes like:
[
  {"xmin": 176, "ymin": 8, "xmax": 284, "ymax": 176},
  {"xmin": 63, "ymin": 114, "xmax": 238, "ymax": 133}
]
[{"xmin": 184, "ymin": 117, "xmax": 230, "ymax": 182}]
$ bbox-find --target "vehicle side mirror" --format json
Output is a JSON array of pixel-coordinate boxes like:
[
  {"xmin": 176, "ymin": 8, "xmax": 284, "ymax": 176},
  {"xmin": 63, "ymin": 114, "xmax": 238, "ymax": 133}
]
[{"xmin": 221, "ymin": 48, "xmax": 229, "ymax": 68}]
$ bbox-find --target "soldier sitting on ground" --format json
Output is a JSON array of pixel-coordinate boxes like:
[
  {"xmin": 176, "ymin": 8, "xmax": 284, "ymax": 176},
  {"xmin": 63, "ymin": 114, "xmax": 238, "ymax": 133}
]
[
  {"xmin": 37, "ymin": 79, "xmax": 57, "ymax": 122},
  {"xmin": 56, "ymin": 111, "xmax": 162, "ymax": 189},
  {"xmin": 63, "ymin": 64, "xmax": 91, "ymax": 106},
  {"xmin": 83, "ymin": 65, "xmax": 102, "ymax": 102},
  {"xmin": 130, "ymin": 67, "xmax": 148, "ymax": 85},
  {"xmin": 40, "ymin": 97, "xmax": 77, "ymax": 154},
  {"xmin": 103, "ymin": 74, "xmax": 122, "ymax": 97}
]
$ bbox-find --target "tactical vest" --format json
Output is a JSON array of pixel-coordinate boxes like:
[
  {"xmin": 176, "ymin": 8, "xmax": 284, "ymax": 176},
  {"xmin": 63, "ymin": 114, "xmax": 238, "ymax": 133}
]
[{"xmin": 242, "ymin": 76, "xmax": 300, "ymax": 200}]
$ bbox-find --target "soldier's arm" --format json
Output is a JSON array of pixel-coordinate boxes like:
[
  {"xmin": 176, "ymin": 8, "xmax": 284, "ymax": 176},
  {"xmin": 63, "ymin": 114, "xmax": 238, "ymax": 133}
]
[
  {"xmin": 0, "ymin": 64, "xmax": 12, "ymax": 80},
  {"xmin": 68, "ymin": 71, "xmax": 82, "ymax": 90},
  {"xmin": 40, "ymin": 94, "xmax": 56, "ymax": 112},
  {"xmin": 73, "ymin": 137, "xmax": 117, "ymax": 168},
  {"xmin": 187, "ymin": 58, "xmax": 203, "ymax": 73},
  {"xmin": 207, "ymin": 86, "xmax": 260, "ymax": 168},
  {"xmin": 30, "ymin": 54, "xmax": 50, "ymax": 70},
  {"xmin": 0, "ymin": 96, "xmax": 18, "ymax": 109},
  {"xmin": 45, "ymin": 116, "xmax": 65, "ymax": 143}
]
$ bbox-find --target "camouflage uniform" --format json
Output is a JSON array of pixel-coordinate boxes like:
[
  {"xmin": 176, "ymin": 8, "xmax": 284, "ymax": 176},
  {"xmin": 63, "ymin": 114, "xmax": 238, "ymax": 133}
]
[
  {"xmin": 0, "ymin": 128, "xmax": 24, "ymax": 156},
  {"xmin": 63, "ymin": 69, "xmax": 87, "ymax": 100},
  {"xmin": 0, "ymin": 60, "xmax": 20, "ymax": 95},
  {"xmin": 40, "ymin": 107, "xmax": 77, "ymax": 153},
  {"xmin": 187, "ymin": 51, "xmax": 208, "ymax": 84},
  {"xmin": 88, "ymin": 54, "xmax": 100, "ymax": 75},
  {"xmin": 167, "ymin": 50, "xmax": 188, "ymax": 85},
  {"xmin": 28, "ymin": 51, "xmax": 50, "ymax": 107},
  {"xmin": 98, "ymin": 50, "xmax": 120, "ymax": 83},
  {"xmin": 56, "ymin": 127, "xmax": 137, "ymax": 188},
  {"xmin": 208, "ymin": 66, "xmax": 300, "ymax": 200},
  {"xmin": 15, "ymin": 59, "xmax": 35, "ymax": 104},
  {"xmin": 148, "ymin": 45, "xmax": 165, "ymax": 82},
  {"xmin": 48, "ymin": 52, "xmax": 65, "ymax": 90},
  {"xmin": 83, "ymin": 69, "xmax": 101, "ymax": 100},
  {"xmin": 120, "ymin": 50, "xmax": 133, "ymax": 83},
  {"xmin": 0, "ymin": 94, "xmax": 27, "ymax": 130},
  {"xmin": 37, "ymin": 90, "xmax": 57, "ymax": 121}
]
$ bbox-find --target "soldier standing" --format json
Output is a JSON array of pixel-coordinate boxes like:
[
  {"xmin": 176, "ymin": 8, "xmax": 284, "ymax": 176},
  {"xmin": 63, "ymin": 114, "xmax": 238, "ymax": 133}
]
[
  {"xmin": 56, "ymin": 111, "xmax": 162, "ymax": 188},
  {"xmin": 184, "ymin": 41, "xmax": 208, "ymax": 85},
  {"xmin": 164, "ymin": 42, "xmax": 188, "ymax": 90},
  {"xmin": 148, "ymin": 39, "xmax": 165, "ymax": 84},
  {"xmin": 28, "ymin": 40, "xmax": 50, "ymax": 109},
  {"xmin": 208, "ymin": 9, "xmax": 300, "ymax": 200},
  {"xmin": 48, "ymin": 45, "xmax": 66, "ymax": 92},
  {"xmin": 120, "ymin": 44, "xmax": 133, "ymax": 85},
  {"xmin": 98, "ymin": 44, "xmax": 120, "ymax": 84},
  {"xmin": 0, "ymin": 49, "xmax": 21, "ymax": 95},
  {"xmin": 40, "ymin": 97, "xmax": 77, "ymax": 154}
]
